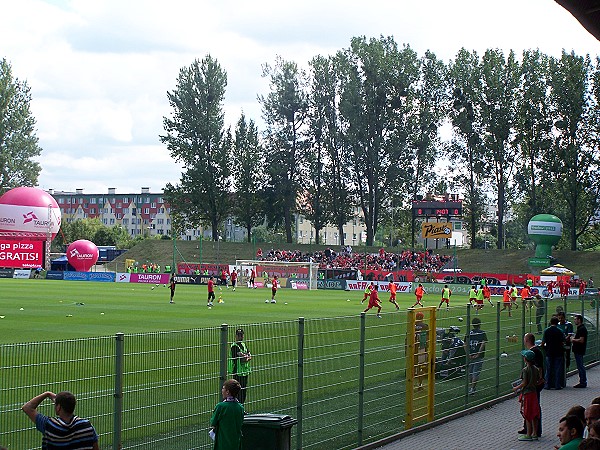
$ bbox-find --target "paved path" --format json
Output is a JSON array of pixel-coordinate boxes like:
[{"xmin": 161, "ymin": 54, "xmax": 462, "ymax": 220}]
[{"xmin": 368, "ymin": 365, "xmax": 598, "ymax": 450}]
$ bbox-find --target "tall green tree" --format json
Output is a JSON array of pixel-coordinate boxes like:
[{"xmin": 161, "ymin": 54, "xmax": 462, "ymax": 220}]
[
  {"xmin": 338, "ymin": 36, "xmax": 418, "ymax": 246},
  {"xmin": 160, "ymin": 56, "xmax": 232, "ymax": 241},
  {"xmin": 231, "ymin": 113, "xmax": 264, "ymax": 242},
  {"xmin": 514, "ymin": 50, "xmax": 553, "ymax": 216},
  {"xmin": 0, "ymin": 58, "xmax": 42, "ymax": 192},
  {"xmin": 447, "ymin": 48, "xmax": 486, "ymax": 248},
  {"xmin": 406, "ymin": 50, "xmax": 448, "ymax": 200},
  {"xmin": 259, "ymin": 57, "xmax": 309, "ymax": 243},
  {"xmin": 478, "ymin": 49, "xmax": 520, "ymax": 249},
  {"xmin": 547, "ymin": 51, "xmax": 600, "ymax": 250}
]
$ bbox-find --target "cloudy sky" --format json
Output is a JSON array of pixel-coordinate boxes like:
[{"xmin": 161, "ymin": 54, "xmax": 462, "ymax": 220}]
[{"xmin": 2, "ymin": 0, "xmax": 598, "ymax": 195}]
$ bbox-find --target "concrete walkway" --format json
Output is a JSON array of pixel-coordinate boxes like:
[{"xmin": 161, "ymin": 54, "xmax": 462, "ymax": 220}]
[{"xmin": 365, "ymin": 365, "xmax": 598, "ymax": 450}]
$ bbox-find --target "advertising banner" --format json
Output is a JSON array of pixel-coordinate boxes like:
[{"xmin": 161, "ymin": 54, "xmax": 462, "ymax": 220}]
[
  {"xmin": 0, "ymin": 204, "xmax": 60, "ymax": 234},
  {"xmin": 345, "ymin": 280, "xmax": 412, "ymax": 292},
  {"xmin": 13, "ymin": 269, "xmax": 32, "ymax": 279},
  {"xmin": 317, "ymin": 279, "xmax": 347, "ymax": 290},
  {"xmin": 88, "ymin": 272, "xmax": 116, "ymax": 282},
  {"xmin": 172, "ymin": 274, "xmax": 212, "ymax": 285},
  {"xmin": 116, "ymin": 273, "xmax": 131, "ymax": 283},
  {"xmin": 130, "ymin": 273, "xmax": 170, "ymax": 284},
  {"xmin": 63, "ymin": 271, "xmax": 89, "ymax": 281},
  {"xmin": 0, "ymin": 268, "xmax": 14, "ymax": 278},
  {"xmin": 45, "ymin": 271, "xmax": 64, "ymax": 280},
  {"xmin": 421, "ymin": 222, "xmax": 453, "ymax": 239},
  {"xmin": 0, "ymin": 240, "xmax": 44, "ymax": 268}
]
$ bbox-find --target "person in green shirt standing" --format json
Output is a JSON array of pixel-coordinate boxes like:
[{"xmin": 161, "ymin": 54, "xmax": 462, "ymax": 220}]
[
  {"xmin": 210, "ymin": 379, "xmax": 244, "ymax": 450},
  {"xmin": 229, "ymin": 329, "xmax": 252, "ymax": 404}
]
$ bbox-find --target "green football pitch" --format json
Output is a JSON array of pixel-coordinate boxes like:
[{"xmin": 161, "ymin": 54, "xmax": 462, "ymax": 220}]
[{"xmin": 0, "ymin": 279, "xmax": 489, "ymax": 344}]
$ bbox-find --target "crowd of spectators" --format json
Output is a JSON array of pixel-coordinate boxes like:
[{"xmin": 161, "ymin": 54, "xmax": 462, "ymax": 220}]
[{"xmin": 256, "ymin": 246, "xmax": 452, "ymax": 272}]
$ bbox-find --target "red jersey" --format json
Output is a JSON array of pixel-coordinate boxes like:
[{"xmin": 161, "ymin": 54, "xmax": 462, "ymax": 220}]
[
  {"xmin": 231, "ymin": 271, "xmax": 237, "ymax": 282},
  {"xmin": 389, "ymin": 282, "xmax": 397, "ymax": 294},
  {"xmin": 415, "ymin": 286, "xmax": 425, "ymax": 297},
  {"xmin": 483, "ymin": 286, "xmax": 491, "ymax": 299},
  {"xmin": 503, "ymin": 289, "xmax": 511, "ymax": 303},
  {"xmin": 208, "ymin": 279, "xmax": 214, "ymax": 293},
  {"xmin": 272, "ymin": 278, "xmax": 278, "ymax": 290},
  {"xmin": 520, "ymin": 286, "xmax": 531, "ymax": 299},
  {"xmin": 369, "ymin": 289, "xmax": 380, "ymax": 305}
]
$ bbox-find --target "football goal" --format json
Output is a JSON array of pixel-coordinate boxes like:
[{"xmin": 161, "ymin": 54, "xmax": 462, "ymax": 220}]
[{"xmin": 235, "ymin": 259, "xmax": 319, "ymax": 290}]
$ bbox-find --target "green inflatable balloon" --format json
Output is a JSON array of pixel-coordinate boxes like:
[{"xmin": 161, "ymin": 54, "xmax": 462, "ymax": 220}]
[{"xmin": 527, "ymin": 214, "xmax": 562, "ymax": 258}]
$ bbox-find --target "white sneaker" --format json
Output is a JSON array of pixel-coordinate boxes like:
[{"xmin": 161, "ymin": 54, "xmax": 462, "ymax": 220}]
[
  {"xmin": 271, "ymin": 300, "xmax": 276, "ymax": 304},
  {"xmin": 265, "ymin": 299, "xmax": 269, "ymax": 303}
]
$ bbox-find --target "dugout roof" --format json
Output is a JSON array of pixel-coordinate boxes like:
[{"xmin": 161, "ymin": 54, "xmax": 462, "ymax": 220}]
[{"xmin": 556, "ymin": 0, "xmax": 600, "ymax": 40}]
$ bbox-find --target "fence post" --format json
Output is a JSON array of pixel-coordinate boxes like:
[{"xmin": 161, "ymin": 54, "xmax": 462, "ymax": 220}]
[
  {"xmin": 297, "ymin": 317, "xmax": 305, "ymax": 450},
  {"xmin": 113, "ymin": 332, "xmax": 124, "ymax": 450},
  {"xmin": 520, "ymin": 299, "xmax": 526, "ymax": 373},
  {"xmin": 495, "ymin": 301, "xmax": 500, "ymax": 397},
  {"xmin": 465, "ymin": 304, "xmax": 471, "ymax": 404},
  {"xmin": 596, "ymin": 296, "xmax": 599, "ymax": 359},
  {"xmin": 220, "ymin": 324, "xmax": 228, "ymax": 391},
  {"xmin": 357, "ymin": 312, "xmax": 366, "ymax": 447}
]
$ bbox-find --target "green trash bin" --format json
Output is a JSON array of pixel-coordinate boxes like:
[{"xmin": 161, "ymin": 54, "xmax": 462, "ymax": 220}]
[{"xmin": 242, "ymin": 413, "xmax": 298, "ymax": 450}]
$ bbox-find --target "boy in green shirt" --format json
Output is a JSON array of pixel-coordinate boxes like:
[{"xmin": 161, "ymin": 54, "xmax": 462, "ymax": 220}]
[{"xmin": 210, "ymin": 379, "xmax": 245, "ymax": 450}]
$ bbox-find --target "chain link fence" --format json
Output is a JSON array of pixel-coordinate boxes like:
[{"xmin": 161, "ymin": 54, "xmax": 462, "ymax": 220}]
[{"xmin": 2, "ymin": 296, "xmax": 598, "ymax": 449}]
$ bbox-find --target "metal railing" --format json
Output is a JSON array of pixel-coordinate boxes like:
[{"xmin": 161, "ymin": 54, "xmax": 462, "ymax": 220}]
[{"xmin": 2, "ymin": 295, "xmax": 598, "ymax": 449}]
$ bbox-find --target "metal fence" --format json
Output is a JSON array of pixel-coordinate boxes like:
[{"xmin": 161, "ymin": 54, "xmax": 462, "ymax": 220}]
[{"xmin": 2, "ymin": 296, "xmax": 598, "ymax": 449}]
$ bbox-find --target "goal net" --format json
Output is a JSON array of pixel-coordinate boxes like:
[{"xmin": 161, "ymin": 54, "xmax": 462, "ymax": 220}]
[{"xmin": 235, "ymin": 259, "xmax": 319, "ymax": 290}]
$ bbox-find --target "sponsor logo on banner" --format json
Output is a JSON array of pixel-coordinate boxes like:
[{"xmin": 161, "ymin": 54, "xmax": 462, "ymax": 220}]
[
  {"xmin": 131, "ymin": 273, "xmax": 170, "ymax": 284},
  {"xmin": 290, "ymin": 280, "xmax": 309, "ymax": 290},
  {"xmin": 45, "ymin": 271, "xmax": 64, "ymax": 280},
  {"xmin": 116, "ymin": 273, "xmax": 131, "ymax": 283},
  {"xmin": 0, "ymin": 204, "xmax": 61, "ymax": 233},
  {"xmin": 0, "ymin": 268, "xmax": 14, "ymax": 278},
  {"xmin": 13, "ymin": 269, "xmax": 32, "ymax": 279},
  {"xmin": 63, "ymin": 271, "xmax": 89, "ymax": 281},
  {"xmin": 421, "ymin": 222, "xmax": 452, "ymax": 239},
  {"xmin": 345, "ymin": 280, "xmax": 412, "ymax": 292},
  {"xmin": 88, "ymin": 272, "xmax": 116, "ymax": 282},
  {"xmin": 317, "ymin": 279, "xmax": 346, "ymax": 290}
]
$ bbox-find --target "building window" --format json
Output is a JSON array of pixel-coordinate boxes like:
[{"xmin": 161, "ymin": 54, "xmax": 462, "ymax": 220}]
[
  {"xmin": 58, "ymin": 198, "xmax": 64, "ymax": 204},
  {"xmin": 110, "ymin": 218, "xmax": 115, "ymax": 225},
  {"xmin": 144, "ymin": 208, "xmax": 149, "ymax": 214},
  {"xmin": 159, "ymin": 208, "xmax": 164, "ymax": 214},
  {"xmin": 90, "ymin": 208, "xmax": 95, "ymax": 214},
  {"xmin": 151, "ymin": 202, "xmax": 156, "ymax": 208},
  {"xmin": 123, "ymin": 219, "xmax": 129, "ymax": 225},
  {"xmin": 300, "ymin": 216, "xmax": 304, "ymax": 224},
  {"xmin": 116, "ymin": 213, "xmax": 121, "ymax": 219},
  {"xmin": 123, "ymin": 208, "xmax": 129, "ymax": 214},
  {"xmin": 158, "ymin": 197, "xmax": 163, "ymax": 203},
  {"xmin": 123, "ymin": 197, "xmax": 128, "ymax": 203},
  {"xmin": 90, "ymin": 198, "xmax": 96, "ymax": 204}
]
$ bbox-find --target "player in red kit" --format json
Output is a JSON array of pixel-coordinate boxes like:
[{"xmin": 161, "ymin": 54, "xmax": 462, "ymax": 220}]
[
  {"xmin": 207, "ymin": 276, "xmax": 215, "ymax": 307},
  {"xmin": 363, "ymin": 285, "xmax": 382, "ymax": 318}
]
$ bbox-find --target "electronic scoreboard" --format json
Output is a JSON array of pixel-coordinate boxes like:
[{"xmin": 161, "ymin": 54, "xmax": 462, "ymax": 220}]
[{"xmin": 412, "ymin": 201, "xmax": 463, "ymax": 217}]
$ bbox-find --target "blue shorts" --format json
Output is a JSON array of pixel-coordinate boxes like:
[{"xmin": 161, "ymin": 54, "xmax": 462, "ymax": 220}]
[{"xmin": 468, "ymin": 360, "xmax": 483, "ymax": 379}]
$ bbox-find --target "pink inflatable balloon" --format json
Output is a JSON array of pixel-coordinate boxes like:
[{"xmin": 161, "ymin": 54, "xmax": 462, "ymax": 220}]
[
  {"xmin": 0, "ymin": 187, "xmax": 61, "ymax": 240},
  {"xmin": 67, "ymin": 240, "xmax": 99, "ymax": 272}
]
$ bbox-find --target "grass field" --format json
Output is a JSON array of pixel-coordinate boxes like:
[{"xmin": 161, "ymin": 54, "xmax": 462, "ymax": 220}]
[{"xmin": 0, "ymin": 278, "xmax": 487, "ymax": 343}]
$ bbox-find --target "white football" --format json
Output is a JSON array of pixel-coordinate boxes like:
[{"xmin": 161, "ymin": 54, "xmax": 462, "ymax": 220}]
[
  {"xmin": 265, "ymin": 299, "xmax": 269, "ymax": 303},
  {"xmin": 458, "ymin": 317, "xmax": 463, "ymax": 322}
]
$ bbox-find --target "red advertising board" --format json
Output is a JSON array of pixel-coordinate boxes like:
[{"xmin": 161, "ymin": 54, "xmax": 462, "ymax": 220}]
[{"xmin": 0, "ymin": 239, "xmax": 44, "ymax": 268}]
